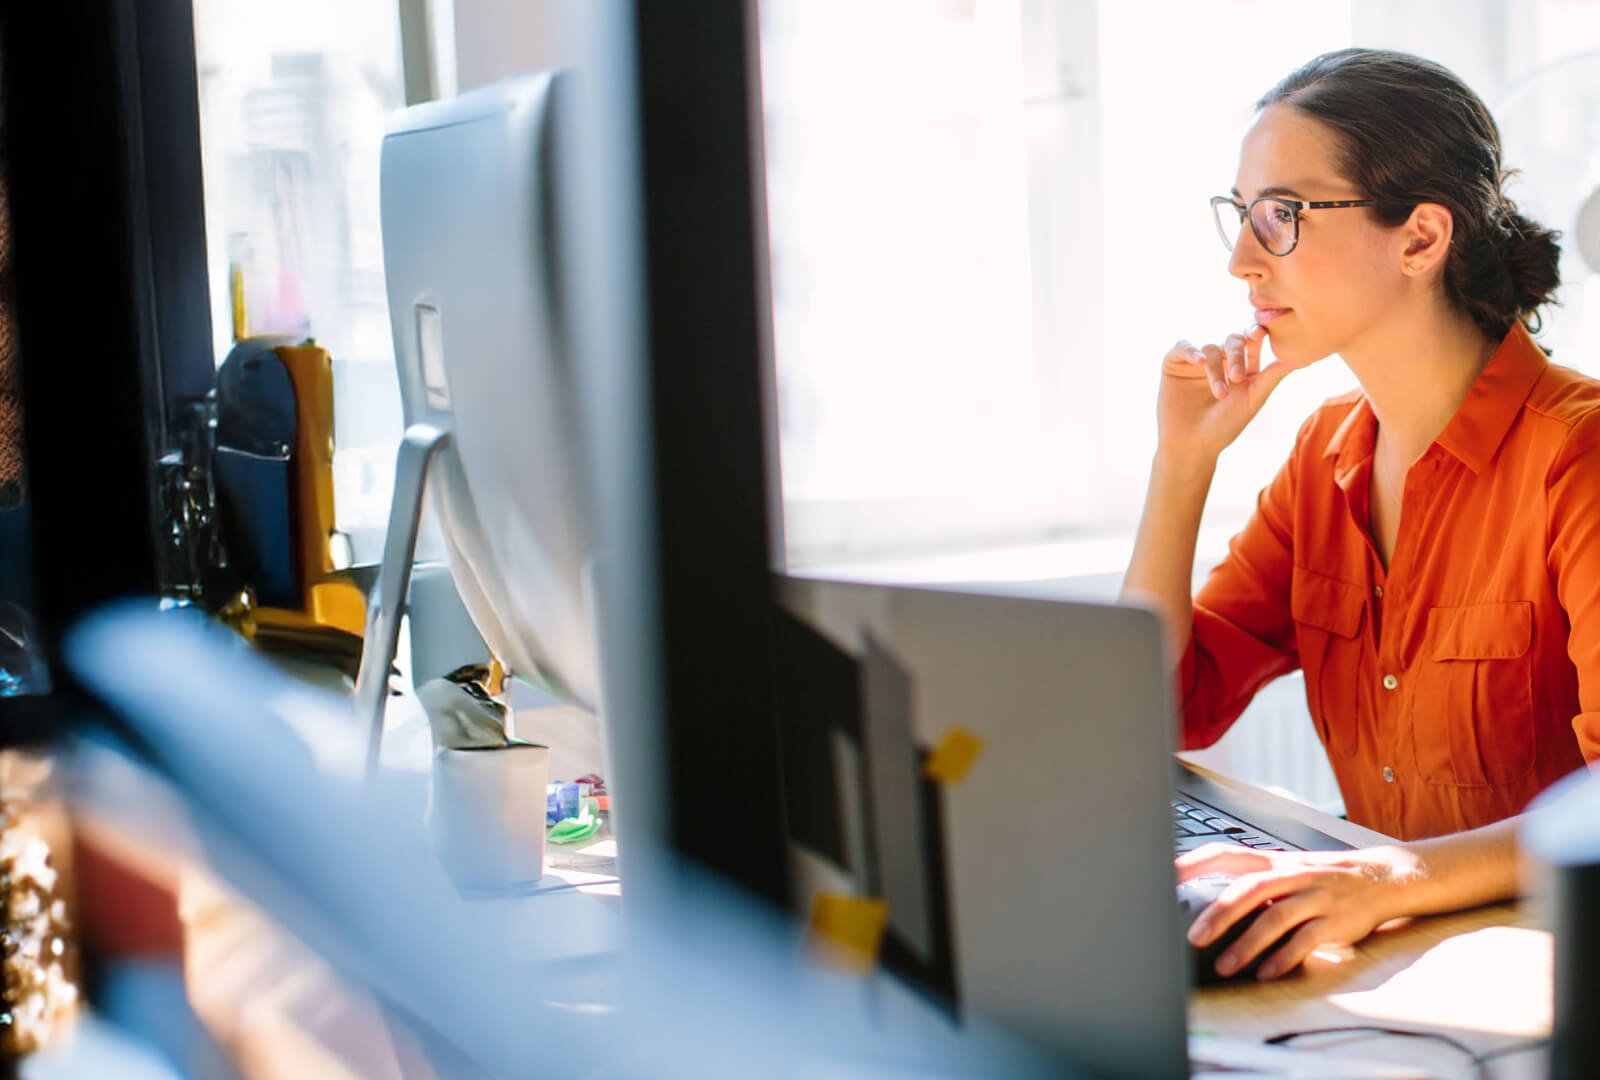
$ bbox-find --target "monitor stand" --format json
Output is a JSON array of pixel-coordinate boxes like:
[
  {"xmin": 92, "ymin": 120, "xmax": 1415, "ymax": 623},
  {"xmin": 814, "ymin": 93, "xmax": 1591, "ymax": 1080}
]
[{"xmin": 353, "ymin": 421, "xmax": 452, "ymax": 774}]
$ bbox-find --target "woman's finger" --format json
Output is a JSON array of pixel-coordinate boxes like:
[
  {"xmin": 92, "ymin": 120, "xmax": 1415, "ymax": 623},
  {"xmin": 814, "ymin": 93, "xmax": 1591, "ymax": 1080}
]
[
  {"xmin": 1222, "ymin": 334, "xmax": 1248, "ymax": 383},
  {"xmin": 1248, "ymin": 357, "xmax": 1298, "ymax": 400},
  {"xmin": 1200, "ymin": 344, "xmax": 1229, "ymax": 398},
  {"xmin": 1212, "ymin": 890, "xmax": 1324, "ymax": 976},
  {"xmin": 1175, "ymin": 846, "xmax": 1273, "ymax": 882},
  {"xmin": 1163, "ymin": 339, "xmax": 1211, "ymax": 377},
  {"xmin": 1187, "ymin": 867, "xmax": 1321, "ymax": 946},
  {"xmin": 1243, "ymin": 322, "xmax": 1266, "ymax": 374},
  {"xmin": 1174, "ymin": 844, "xmax": 1272, "ymax": 882},
  {"xmin": 1255, "ymin": 916, "xmax": 1336, "ymax": 981}
]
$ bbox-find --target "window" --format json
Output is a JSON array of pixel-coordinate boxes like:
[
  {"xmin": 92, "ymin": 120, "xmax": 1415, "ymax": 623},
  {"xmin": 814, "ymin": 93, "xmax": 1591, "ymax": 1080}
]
[
  {"xmin": 191, "ymin": 0, "xmax": 408, "ymax": 564},
  {"xmin": 760, "ymin": 0, "xmax": 1600, "ymax": 578},
  {"xmin": 188, "ymin": 1, "xmax": 1600, "ymax": 580}
]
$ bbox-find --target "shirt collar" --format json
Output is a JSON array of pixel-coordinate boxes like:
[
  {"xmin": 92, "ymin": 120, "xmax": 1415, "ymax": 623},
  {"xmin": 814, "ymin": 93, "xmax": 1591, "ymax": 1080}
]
[
  {"xmin": 1322, "ymin": 392, "xmax": 1375, "ymax": 485},
  {"xmin": 1433, "ymin": 322, "xmax": 1549, "ymax": 474},
  {"xmin": 1320, "ymin": 322, "xmax": 1548, "ymax": 477}
]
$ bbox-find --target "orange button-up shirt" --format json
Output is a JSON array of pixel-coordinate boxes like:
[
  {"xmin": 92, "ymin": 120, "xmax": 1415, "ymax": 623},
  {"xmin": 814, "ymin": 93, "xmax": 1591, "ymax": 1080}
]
[{"xmin": 1180, "ymin": 323, "xmax": 1600, "ymax": 840}]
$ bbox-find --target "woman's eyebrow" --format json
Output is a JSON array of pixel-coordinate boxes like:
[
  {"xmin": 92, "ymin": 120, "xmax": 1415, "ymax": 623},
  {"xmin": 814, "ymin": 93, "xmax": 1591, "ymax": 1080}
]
[{"xmin": 1230, "ymin": 184, "xmax": 1310, "ymax": 200}]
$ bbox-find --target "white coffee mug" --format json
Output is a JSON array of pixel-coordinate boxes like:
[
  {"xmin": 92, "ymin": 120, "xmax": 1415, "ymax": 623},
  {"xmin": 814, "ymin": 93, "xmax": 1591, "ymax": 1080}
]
[{"xmin": 425, "ymin": 743, "xmax": 550, "ymax": 895}]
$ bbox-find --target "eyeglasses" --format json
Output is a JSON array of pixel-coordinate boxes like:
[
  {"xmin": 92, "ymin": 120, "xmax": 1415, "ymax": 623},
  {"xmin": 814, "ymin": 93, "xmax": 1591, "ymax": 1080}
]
[{"xmin": 1210, "ymin": 195, "xmax": 1377, "ymax": 257}]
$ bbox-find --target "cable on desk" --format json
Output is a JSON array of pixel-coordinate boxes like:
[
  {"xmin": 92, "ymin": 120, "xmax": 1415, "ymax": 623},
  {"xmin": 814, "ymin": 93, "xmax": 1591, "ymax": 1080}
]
[
  {"xmin": 1264, "ymin": 1025, "xmax": 1549, "ymax": 1078},
  {"xmin": 1474, "ymin": 1036, "xmax": 1550, "ymax": 1068}
]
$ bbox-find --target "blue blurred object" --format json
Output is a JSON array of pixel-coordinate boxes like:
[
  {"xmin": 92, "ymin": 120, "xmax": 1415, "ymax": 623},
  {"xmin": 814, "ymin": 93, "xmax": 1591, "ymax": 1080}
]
[
  {"xmin": 545, "ymin": 781, "xmax": 580, "ymax": 827},
  {"xmin": 62, "ymin": 603, "xmax": 1065, "ymax": 1077},
  {"xmin": 0, "ymin": 601, "xmax": 49, "ymax": 697}
]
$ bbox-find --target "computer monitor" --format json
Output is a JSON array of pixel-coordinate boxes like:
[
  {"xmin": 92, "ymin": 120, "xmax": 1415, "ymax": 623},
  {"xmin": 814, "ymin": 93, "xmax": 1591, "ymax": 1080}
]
[
  {"xmin": 378, "ymin": 71, "xmax": 599, "ymax": 711},
  {"xmin": 371, "ymin": 1, "xmax": 790, "ymax": 908}
]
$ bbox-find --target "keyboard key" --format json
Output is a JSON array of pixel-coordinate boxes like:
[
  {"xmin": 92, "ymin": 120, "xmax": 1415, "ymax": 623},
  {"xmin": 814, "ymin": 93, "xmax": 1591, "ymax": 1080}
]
[{"xmin": 1172, "ymin": 796, "xmax": 1298, "ymax": 856}]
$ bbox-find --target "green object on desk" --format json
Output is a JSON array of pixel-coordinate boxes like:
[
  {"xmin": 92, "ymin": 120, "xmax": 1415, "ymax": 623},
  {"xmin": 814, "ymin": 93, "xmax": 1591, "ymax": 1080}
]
[{"xmin": 548, "ymin": 797, "xmax": 602, "ymax": 844}]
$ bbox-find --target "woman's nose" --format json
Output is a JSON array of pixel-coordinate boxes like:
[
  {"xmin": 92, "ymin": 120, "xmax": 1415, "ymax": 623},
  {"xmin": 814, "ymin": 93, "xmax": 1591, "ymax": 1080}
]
[{"xmin": 1228, "ymin": 226, "xmax": 1269, "ymax": 280}]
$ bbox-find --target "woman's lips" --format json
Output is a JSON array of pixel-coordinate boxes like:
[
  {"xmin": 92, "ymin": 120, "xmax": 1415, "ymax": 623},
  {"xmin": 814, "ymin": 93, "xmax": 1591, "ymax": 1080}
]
[{"xmin": 1253, "ymin": 307, "xmax": 1291, "ymax": 326}]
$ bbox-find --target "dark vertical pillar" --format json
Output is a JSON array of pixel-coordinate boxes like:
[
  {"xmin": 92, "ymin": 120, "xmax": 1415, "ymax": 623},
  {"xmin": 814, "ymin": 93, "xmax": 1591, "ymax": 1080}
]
[
  {"xmin": 0, "ymin": 0, "xmax": 214, "ymax": 740},
  {"xmin": 630, "ymin": 0, "xmax": 790, "ymax": 906}
]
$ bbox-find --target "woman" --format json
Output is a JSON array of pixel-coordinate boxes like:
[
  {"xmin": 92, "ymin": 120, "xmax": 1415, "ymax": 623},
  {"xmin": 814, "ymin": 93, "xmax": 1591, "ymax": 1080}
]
[{"xmin": 1121, "ymin": 47, "xmax": 1600, "ymax": 982}]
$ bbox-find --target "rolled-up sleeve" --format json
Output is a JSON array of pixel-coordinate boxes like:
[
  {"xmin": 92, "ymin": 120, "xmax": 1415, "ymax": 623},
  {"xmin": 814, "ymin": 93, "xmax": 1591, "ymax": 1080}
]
[
  {"xmin": 1546, "ymin": 409, "xmax": 1600, "ymax": 765},
  {"xmin": 1179, "ymin": 425, "xmax": 1306, "ymax": 750}
]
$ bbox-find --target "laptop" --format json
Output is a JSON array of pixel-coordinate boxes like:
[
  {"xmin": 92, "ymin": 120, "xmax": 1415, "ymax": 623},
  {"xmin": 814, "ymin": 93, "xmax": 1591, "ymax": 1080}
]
[
  {"xmin": 1173, "ymin": 762, "xmax": 1352, "ymax": 857},
  {"xmin": 777, "ymin": 575, "xmax": 1190, "ymax": 1078},
  {"xmin": 776, "ymin": 576, "xmax": 1359, "ymax": 1077}
]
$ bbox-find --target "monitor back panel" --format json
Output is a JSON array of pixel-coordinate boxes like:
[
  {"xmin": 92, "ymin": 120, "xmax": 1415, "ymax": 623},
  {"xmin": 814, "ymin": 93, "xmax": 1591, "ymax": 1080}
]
[{"xmin": 778, "ymin": 576, "xmax": 1187, "ymax": 1078}]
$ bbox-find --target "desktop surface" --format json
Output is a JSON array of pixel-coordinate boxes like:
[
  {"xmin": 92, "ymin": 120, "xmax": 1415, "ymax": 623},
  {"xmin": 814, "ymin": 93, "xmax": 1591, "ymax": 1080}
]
[{"xmin": 1182, "ymin": 760, "xmax": 1550, "ymax": 1078}]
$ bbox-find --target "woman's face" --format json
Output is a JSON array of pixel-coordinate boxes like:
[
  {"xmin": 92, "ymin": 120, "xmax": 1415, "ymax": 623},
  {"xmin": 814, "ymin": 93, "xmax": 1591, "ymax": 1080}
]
[{"xmin": 1228, "ymin": 104, "xmax": 1406, "ymax": 368}]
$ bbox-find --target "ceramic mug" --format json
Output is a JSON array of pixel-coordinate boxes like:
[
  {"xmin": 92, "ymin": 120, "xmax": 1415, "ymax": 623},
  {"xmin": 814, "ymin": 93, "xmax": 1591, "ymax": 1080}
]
[{"xmin": 425, "ymin": 742, "xmax": 550, "ymax": 895}]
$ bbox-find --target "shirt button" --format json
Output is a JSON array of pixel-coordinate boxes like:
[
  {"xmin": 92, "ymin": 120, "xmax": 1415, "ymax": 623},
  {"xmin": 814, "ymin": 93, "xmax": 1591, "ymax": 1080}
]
[
  {"xmin": 1382, "ymin": 674, "xmax": 1399, "ymax": 691},
  {"xmin": 1382, "ymin": 765, "xmax": 1396, "ymax": 783},
  {"xmin": 1373, "ymin": 585, "xmax": 1384, "ymax": 599}
]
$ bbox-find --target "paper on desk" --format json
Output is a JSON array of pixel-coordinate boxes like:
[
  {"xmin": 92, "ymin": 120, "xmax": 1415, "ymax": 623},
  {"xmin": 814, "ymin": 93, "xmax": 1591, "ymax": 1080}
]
[{"xmin": 1327, "ymin": 926, "xmax": 1552, "ymax": 1037}]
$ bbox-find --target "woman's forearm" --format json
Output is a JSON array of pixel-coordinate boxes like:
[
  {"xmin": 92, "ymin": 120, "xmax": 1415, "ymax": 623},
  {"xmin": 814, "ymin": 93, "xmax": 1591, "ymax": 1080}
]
[
  {"xmin": 1384, "ymin": 817, "xmax": 1523, "ymax": 918},
  {"xmin": 1121, "ymin": 449, "xmax": 1217, "ymax": 667}
]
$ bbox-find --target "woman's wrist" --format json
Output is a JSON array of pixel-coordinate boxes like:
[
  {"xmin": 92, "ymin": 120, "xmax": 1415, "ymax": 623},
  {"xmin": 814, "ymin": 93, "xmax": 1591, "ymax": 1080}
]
[
  {"xmin": 1151, "ymin": 444, "xmax": 1220, "ymax": 486},
  {"xmin": 1356, "ymin": 824, "xmax": 1522, "ymax": 920},
  {"xmin": 1357, "ymin": 845, "xmax": 1436, "ymax": 920}
]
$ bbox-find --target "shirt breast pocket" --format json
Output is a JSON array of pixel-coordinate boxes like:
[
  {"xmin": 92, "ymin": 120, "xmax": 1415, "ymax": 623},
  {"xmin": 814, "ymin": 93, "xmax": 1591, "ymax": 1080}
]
[
  {"xmin": 1410, "ymin": 601, "xmax": 1535, "ymax": 787},
  {"xmin": 1290, "ymin": 567, "xmax": 1366, "ymax": 760}
]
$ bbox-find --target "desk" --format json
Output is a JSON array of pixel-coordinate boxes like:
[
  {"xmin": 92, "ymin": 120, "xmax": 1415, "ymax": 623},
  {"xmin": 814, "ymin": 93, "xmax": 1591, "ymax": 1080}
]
[{"xmin": 1182, "ymin": 759, "xmax": 1551, "ymax": 1079}]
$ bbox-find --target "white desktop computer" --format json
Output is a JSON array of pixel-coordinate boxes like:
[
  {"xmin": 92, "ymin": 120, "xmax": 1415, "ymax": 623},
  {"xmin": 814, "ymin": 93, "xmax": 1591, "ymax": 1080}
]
[{"xmin": 359, "ymin": 1, "xmax": 793, "ymax": 911}]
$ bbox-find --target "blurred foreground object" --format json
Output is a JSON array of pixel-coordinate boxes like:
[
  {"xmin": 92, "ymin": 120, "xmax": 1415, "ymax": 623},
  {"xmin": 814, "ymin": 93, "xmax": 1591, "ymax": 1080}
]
[
  {"xmin": 0, "ymin": 605, "xmax": 46, "ymax": 699},
  {"xmin": 62, "ymin": 603, "xmax": 1060, "ymax": 1077},
  {"xmin": 0, "ymin": 752, "xmax": 76, "ymax": 1064},
  {"xmin": 1524, "ymin": 767, "xmax": 1600, "ymax": 1079}
]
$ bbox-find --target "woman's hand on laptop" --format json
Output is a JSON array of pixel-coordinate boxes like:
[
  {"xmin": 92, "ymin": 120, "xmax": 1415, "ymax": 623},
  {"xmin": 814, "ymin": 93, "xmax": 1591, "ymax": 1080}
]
[
  {"xmin": 1157, "ymin": 324, "xmax": 1299, "ymax": 462},
  {"xmin": 1175, "ymin": 842, "xmax": 1424, "ymax": 981}
]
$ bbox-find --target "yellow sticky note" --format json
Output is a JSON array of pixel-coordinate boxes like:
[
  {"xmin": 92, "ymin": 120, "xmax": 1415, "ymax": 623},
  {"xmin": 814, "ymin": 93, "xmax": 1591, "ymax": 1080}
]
[
  {"xmin": 924, "ymin": 727, "xmax": 984, "ymax": 784},
  {"xmin": 807, "ymin": 893, "xmax": 888, "ymax": 975}
]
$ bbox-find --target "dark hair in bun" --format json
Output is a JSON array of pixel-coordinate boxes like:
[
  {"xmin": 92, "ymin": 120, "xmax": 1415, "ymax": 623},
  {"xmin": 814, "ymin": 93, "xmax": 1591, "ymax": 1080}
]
[{"xmin": 1259, "ymin": 48, "xmax": 1561, "ymax": 340}]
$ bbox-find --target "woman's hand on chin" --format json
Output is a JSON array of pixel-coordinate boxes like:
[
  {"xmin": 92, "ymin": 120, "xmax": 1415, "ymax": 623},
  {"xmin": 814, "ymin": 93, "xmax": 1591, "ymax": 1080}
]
[{"xmin": 1157, "ymin": 324, "xmax": 1297, "ymax": 462}]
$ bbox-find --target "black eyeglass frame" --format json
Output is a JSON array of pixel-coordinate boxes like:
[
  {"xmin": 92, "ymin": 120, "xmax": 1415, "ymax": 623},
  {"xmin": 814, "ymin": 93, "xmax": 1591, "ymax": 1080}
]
[{"xmin": 1211, "ymin": 195, "xmax": 1378, "ymax": 257}]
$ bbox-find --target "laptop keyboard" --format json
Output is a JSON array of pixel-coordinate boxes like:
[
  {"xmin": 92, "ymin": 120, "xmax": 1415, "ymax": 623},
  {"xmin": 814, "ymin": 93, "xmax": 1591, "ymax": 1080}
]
[{"xmin": 1172, "ymin": 796, "xmax": 1294, "ymax": 855}]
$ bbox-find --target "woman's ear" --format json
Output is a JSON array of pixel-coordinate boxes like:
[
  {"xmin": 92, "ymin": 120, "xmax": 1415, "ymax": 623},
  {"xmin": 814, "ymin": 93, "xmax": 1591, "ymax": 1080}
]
[{"xmin": 1400, "ymin": 203, "xmax": 1453, "ymax": 276}]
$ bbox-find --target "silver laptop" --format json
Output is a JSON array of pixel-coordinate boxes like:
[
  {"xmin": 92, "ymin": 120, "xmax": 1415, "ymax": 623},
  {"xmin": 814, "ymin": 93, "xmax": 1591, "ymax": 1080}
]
[
  {"xmin": 777, "ymin": 575, "xmax": 1190, "ymax": 1078},
  {"xmin": 1173, "ymin": 763, "xmax": 1351, "ymax": 857}
]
